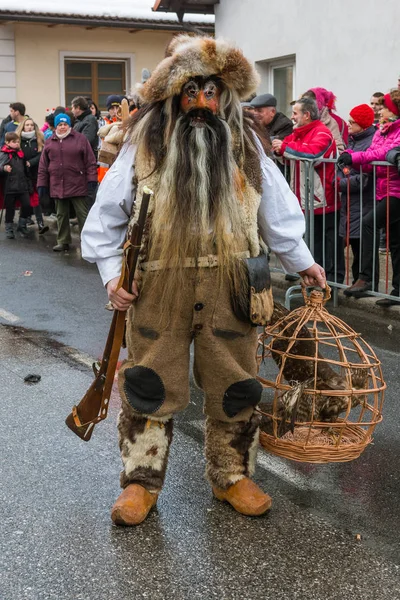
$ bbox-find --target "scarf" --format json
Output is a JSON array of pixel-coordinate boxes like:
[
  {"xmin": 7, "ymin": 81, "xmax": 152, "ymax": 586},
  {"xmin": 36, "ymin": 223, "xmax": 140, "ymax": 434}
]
[
  {"xmin": 380, "ymin": 118, "xmax": 398, "ymax": 134},
  {"xmin": 56, "ymin": 128, "xmax": 71, "ymax": 140},
  {"xmin": 21, "ymin": 130, "xmax": 36, "ymax": 140},
  {"xmin": 1, "ymin": 145, "xmax": 24, "ymax": 158}
]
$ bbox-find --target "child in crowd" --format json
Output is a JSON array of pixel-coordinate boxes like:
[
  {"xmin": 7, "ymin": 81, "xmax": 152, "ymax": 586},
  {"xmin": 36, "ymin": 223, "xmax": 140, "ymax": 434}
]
[
  {"xmin": 44, "ymin": 113, "xmax": 55, "ymax": 140},
  {"xmin": 0, "ymin": 131, "xmax": 32, "ymax": 239}
]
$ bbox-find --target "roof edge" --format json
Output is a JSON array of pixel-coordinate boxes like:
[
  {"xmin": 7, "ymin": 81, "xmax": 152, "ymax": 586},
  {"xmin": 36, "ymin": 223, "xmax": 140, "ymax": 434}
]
[{"xmin": 0, "ymin": 11, "xmax": 214, "ymax": 32}]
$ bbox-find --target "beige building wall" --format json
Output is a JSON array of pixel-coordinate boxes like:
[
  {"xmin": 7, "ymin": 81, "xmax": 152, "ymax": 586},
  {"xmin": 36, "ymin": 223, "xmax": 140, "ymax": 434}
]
[
  {"xmin": 13, "ymin": 23, "xmax": 173, "ymax": 124},
  {"xmin": 0, "ymin": 24, "xmax": 16, "ymax": 119}
]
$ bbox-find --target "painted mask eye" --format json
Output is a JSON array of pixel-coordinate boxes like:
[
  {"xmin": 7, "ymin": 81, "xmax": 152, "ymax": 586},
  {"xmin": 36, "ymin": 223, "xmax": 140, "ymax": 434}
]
[
  {"xmin": 204, "ymin": 80, "xmax": 218, "ymax": 99},
  {"xmin": 183, "ymin": 80, "xmax": 199, "ymax": 98}
]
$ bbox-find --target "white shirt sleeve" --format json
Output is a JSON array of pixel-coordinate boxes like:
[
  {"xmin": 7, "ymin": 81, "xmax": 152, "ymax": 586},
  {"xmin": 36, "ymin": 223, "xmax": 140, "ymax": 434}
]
[
  {"xmin": 81, "ymin": 144, "xmax": 137, "ymax": 287},
  {"xmin": 256, "ymin": 144, "xmax": 315, "ymax": 274}
]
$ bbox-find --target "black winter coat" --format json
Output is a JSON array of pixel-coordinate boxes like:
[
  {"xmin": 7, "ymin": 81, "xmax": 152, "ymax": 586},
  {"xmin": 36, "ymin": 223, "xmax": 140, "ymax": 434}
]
[
  {"xmin": 338, "ymin": 126, "xmax": 376, "ymax": 238},
  {"xmin": 386, "ymin": 145, "xmax": 400, "ymax": 165},
  {"xmin": 20, "ymin": 136, "xmax": 41, "ymax": 184},
  {"xmin": 73, "ymin": 109, "xmax": 98, "ymax": 154},
  {"xmin": 267, "ymin": 112, "xmax": 293, "ymax": 141},
  {"xmin": 0, "ymin": 146, "xmax": 29, "ymax": 194}
]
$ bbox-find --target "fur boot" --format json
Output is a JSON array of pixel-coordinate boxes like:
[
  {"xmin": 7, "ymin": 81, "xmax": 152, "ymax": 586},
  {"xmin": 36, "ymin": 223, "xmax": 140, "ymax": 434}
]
[
  {"xmin": 117, "ymin": 407, "xmax": 173, "ymax": 493},
  {"xmin": 205, "ymin": 411, "xmax": 261, "ymax": 490}
]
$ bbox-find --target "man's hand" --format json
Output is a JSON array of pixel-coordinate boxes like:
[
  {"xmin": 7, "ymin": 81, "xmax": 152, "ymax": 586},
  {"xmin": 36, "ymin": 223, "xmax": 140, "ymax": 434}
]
[
  {"xmin": 26, "ymin": 161, "xmax": 31, "ymax": 167},
  {"xmin": 4, "ymin": 165, "xmax": 12, "ymax": 173},
  {"xmin": 106, "ymin": 276, "xmax": 139, "ymax": 311},
  {"xmin": 271, "ymin": 139, "xmax": 283, "ymax": 154},
  {"xmin": 298, "ymin": 263, "xmax": 326, "ymax": 289}
]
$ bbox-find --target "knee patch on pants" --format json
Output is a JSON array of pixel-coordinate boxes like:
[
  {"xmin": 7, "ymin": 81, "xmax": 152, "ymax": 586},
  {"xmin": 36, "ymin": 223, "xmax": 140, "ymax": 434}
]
[
  {"xmin": 222, "ymin": 378, "xmax": 263, "ymax": 418},
  {"xmin": 123, "ymin": 365, "xmax": 166, "ymax": 414}
]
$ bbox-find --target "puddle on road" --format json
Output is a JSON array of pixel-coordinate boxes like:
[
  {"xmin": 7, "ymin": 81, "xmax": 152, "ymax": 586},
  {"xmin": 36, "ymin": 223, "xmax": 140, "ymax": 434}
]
[{"xmin": 0, "ymin": 323, "xmax": 92, "ymax": 371}]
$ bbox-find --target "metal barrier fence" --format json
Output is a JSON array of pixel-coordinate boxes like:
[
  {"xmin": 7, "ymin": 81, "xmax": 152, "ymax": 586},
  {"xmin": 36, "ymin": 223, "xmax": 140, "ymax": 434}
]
[{"xmin": 269, "ymin": 155, "xmax": 399, "ymax": 308}]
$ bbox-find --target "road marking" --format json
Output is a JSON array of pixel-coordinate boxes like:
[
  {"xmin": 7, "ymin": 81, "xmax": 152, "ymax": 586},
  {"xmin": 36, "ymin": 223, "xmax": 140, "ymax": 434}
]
[
  {"xmin": 0, "ymin": 308, "xmax": 20, "ymax": 323},
  {"xmin": 65, "ymin": 347, "xmax": 96, "ymax": 368}
]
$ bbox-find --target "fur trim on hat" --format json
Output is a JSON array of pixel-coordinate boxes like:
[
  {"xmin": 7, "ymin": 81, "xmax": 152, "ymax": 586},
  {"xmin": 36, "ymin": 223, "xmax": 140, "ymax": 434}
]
[{"xmin": 139, "ymin": 35, "xmax": 260, "ymax": 103}]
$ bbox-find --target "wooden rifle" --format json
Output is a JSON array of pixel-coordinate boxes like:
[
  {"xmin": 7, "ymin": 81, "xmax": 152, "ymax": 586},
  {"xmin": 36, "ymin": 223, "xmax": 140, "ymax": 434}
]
[{"xmin": 65, "ymin": 186, "xmax": 153, "ymax": 441}]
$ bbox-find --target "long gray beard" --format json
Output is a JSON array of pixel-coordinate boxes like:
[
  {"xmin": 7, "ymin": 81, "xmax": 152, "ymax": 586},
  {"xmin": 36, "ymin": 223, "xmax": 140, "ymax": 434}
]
[{"xmin": 152, "ymin": 113, "xmax": 244, "ymax": 259}]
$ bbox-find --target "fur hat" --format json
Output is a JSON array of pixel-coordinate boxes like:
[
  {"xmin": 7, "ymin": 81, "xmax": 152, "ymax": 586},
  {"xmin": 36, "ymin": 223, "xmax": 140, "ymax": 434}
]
[
  {"xmin": 349, "ymin": 104, "xmax": 375, "ymax": 129},
  {"xmin": 139, "ymin": 35, "xmax": 260, "ymax": 103}
]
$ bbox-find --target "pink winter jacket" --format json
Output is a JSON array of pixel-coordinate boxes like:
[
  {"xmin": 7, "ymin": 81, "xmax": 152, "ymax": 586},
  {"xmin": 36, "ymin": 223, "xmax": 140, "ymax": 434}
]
[{"xmin": 348, "ymin": 119, "xmax": 400, "ymax": 200}]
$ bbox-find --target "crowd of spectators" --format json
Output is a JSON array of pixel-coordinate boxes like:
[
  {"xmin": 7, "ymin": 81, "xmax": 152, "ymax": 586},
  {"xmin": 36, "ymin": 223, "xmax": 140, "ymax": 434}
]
[
  {"xmin": 1, "ymin": 81, "xmax": 400, "ymax": 307},
  {"xmin": 0, "ymin": 94, "xmax": 133, "ymax": 250},
  {"xmin": 246, "ymin": 84, "xmax": 400, "ymax": 307}
]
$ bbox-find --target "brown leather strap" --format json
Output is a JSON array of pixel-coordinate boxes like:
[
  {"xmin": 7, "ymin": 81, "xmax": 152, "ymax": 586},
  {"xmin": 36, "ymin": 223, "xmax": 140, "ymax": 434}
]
[{"xmin": 141, "ymin": 251, "xmax": 250, "ymax": 272}]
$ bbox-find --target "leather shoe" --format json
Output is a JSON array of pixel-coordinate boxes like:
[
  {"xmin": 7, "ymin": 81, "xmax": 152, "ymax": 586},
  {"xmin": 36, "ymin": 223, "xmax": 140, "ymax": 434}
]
[
  {"xmin": 111, "ymin": 484, "xmax": 158, "ymax": 526},
  {"xmin": 212, "ymin": 477, "xmax": 272, "ymax": 516},
  {"xmin": 285, "ymin": 273, "xmax": 300, "ymax": 282},
  {"xmin": 52, "ymin": 243, "xmax": 70, "ymax": 252},
  {"xmin": 376, "ymin": 295, "xmax": 400, "ymax": 307},
  {"xmin": 343, "ymin": 279, "xmax": 372, "ymax": 298}
]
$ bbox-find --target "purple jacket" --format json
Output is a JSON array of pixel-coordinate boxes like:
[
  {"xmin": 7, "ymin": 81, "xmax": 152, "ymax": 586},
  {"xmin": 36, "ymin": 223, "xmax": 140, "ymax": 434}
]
[
  {"xmin": 37, "ymin": 129, "xmax": 97, "ymax": 199},
  {"xmin": 348, "ymin": 119, "xmax": 400, "ymax": 200}
]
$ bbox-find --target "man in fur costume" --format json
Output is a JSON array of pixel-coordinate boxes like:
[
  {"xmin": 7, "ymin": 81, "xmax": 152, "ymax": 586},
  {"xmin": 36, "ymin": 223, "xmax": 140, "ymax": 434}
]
[{"xmin": 81, "ymin": 35, "xmax": 325, "ymax": 526}]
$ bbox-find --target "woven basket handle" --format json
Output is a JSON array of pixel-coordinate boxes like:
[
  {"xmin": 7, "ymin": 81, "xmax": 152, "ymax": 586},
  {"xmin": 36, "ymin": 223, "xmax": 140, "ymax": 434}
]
[{"xmin": 301, "ymin": 281, "xmax": 331, "ymax": 306}]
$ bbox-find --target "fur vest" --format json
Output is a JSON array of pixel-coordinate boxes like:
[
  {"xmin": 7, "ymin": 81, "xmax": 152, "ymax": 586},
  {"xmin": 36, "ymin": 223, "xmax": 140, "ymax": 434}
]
[{"xmin": 129, "ymin": 143, "xmax": 262, "ymax": 262}]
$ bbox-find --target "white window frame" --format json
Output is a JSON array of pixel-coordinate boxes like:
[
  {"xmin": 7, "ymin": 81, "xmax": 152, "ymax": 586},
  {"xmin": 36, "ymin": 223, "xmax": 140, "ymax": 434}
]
[
  {"xmin": 267, "ymin": 56, "xmax": 296, "ymax": 101},
  {"xmin": 255, "ymin": 55, "xmax": 296, "ymax": 115},
  {"xmin": 59, "ymin": 50, "xmax": 135, "ymax": 108}
]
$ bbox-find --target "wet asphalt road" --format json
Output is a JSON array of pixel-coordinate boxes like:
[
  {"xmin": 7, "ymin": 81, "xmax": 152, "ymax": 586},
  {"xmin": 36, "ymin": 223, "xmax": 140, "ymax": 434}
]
[{"xmin": 0, "ymin": 225, "xmax": 399, "ymax": 600}]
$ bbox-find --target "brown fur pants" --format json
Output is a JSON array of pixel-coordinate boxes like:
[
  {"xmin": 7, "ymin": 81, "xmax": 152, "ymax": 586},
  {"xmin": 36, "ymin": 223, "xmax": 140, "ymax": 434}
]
[{"xmin": 117, "ymin": 268, "xmax": 263, "ymax": 492}]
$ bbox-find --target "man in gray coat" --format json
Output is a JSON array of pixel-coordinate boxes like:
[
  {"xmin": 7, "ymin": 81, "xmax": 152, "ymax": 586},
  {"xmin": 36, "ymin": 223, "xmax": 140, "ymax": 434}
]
[
  {"xmin": 71, "ymin": 96, "xmax": 98, "ymax": 156},
  {"xmin": 71, "ymin": 96, "xmax": 98, "ymax": 208},
  {"xmin": 251, "ymin": 93, "xmax": 293, "ymax": 141}
]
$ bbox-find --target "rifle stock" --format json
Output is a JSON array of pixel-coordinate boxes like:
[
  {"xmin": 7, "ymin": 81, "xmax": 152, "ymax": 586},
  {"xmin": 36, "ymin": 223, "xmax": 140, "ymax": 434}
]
[{"xmin": 65, "ymin": 187, "xmax": 153, "ymax": 441}]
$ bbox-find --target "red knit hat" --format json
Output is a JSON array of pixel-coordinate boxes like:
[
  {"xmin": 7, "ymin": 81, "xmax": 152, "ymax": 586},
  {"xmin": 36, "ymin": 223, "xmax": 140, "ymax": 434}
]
[{"xmin": 349, "ymin": 104, "xmax": 375, "ymax": 129}]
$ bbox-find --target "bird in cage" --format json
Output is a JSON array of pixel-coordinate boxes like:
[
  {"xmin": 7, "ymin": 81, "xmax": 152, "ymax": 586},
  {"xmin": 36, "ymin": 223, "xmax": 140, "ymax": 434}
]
[
  {"xmin": 260, "ymin": 366, "xmax": 368, "ymax": 437},
  {"xmin": 266, "ymin": 302, "xmax": 349, "ymax": 387}
]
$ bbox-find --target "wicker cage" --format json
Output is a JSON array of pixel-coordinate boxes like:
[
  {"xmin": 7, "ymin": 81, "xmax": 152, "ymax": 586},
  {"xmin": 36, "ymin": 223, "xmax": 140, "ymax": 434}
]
[{"xmin": 256, "ymin": 285, "xmax": 386, "ymax": 463}]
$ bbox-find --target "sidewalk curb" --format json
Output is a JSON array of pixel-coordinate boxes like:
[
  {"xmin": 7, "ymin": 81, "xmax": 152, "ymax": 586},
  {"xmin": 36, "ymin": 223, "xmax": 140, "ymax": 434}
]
[{"xmin": 271, "ymin": 271, "xmax": 400, "ymax": 323}]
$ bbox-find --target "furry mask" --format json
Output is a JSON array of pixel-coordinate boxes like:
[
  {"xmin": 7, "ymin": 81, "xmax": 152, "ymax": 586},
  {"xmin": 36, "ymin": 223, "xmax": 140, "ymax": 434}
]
[{"xmin": 139, "ymin": 35, "xmax": 260, "ymax": 103}]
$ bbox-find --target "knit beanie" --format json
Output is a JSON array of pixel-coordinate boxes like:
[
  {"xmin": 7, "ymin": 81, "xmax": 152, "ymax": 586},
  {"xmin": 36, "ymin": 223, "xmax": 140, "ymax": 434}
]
[
  {"xmin": 54, "ymin": 113, "xmax": 71, "ymax": 127},
  {"xmin": 106, "ymin": 95, "xmax": 125, "ymax": 110},
  {"xmin": 306, "ymin": 87, "xmax": 336, "ymax": 112},
  {"xmin": 349, "ymin": 104, "xmax": 375, "ymax": 129}
]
